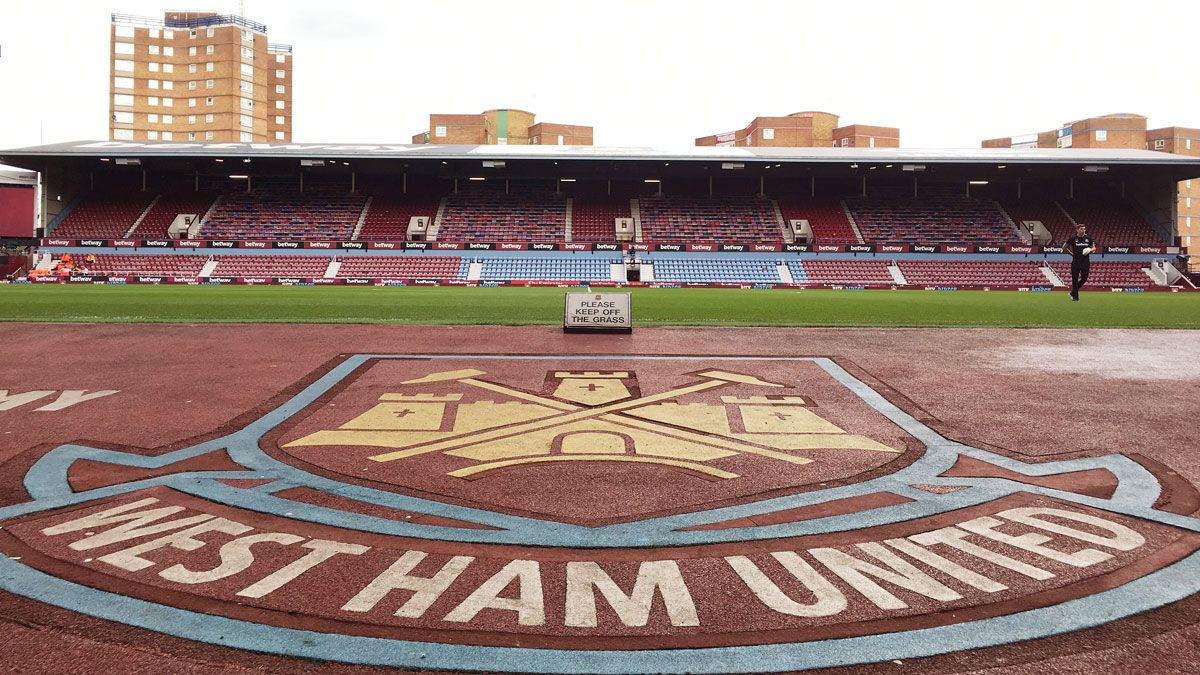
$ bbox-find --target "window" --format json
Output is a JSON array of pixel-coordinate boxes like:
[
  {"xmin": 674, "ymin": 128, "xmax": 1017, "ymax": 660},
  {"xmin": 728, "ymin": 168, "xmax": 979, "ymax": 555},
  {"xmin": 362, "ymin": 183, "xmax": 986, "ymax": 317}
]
[
  {"xmin": 242, "ymin": 29, "xmax": 253, "ymax": 43},
  {"xmin": 206, "ymin": 45, "xmax": 214, "ymax": 55},
  {"xmin": 1155, "ymin": 139, "xmax": 1166, "ymax": 149},
  {"xmin": 206, "ymin": 97, "xmax": 214, "ymax": 106},
  {"xmin": 188, "ymin": 115, "xmax": 196, "ymax": 124},
  {"xmin": 188, "ymin": 81, "xmax": 197, "ymax": 90},
  {"xmin": 275, "ymin": 84, "xmax": 285, "ymax": 94},
  {"xmin": 114, "ymin": 42, "xmax": 135, "ymax": 55},
  {"xmin": 149, "ymin": 28, "xmax": 159, "ymax": 38},
  {"xmin": 149, "ymin": 62, "xmax": 160, "ymax": 72},
  {"xmin": 240, "ymin": 131, "xmax": 253, "ymax": 142},
  {"xmin": 205, "ymin": 131, "xmax": 214, "ymax": 140},
  {"xmin": 188, "ymin": 97, "xmax": 197, "ymax": 107},
  {"xmin": 275, "ymin": 115, "xmax": 285, "ymax": 124},
  {"xmin": 114, "ymin": 59, "xmax": 134, "ymax": 72},
  {"xmin": 276, "ymin": 54, "xmax": 285, "ymax": 63},
  {"xmin": 841, "ymin": 138, "xmax": 849, "ymax": 147},
  {"xmin": 149, "ymin": 79, "xmax": 160, "ymax": 89},
  {"xmin": 113, "ymin": 128, "xmax": 134, "ymax": 140},
  {"xmin": 275, "ymin": 100, "xmax": 285, "ymax": 109},
  {"xmin": 113, "ymin": 76, "xmax": 134, "ymax": 89},
  {"xmin": 113, "ymin": 111, "xmax": 133, "ymax": 124},
  {"xmin": 115, "ymin": 25, "xmax": 135, "ymax": 38},
  {"xmin": 206, "ymin": 28, "xmax": 215, "ymax": 38},
  {"xmin": 147, "ymin": 96, "xmax": 159, "ymax": 106},
  {"xmin": 1189, "ymin": 197, "xmax": 1193, "ymax": 208},
  {"xmin": 147, "ymin": 130, "xmax": 158, "ymax": 140},
  {"xmin": 240, "ymin": 81, "xmax": 253, "ymax": 94},
  {"xmin": 240, "ymin": 97, "xmax": 253, "ymax": 110},
  {"xmin": 1188, "ymin": 139, "xmax": 1193, "ymax": 151},
  {"xmin": 188, "ymin": 132, "xmax": 196, "ymax": 141},
  {"xmin": 276, "ymin": 69, "xmax": 285, "ymax": 78},
  {"xmin": 1095, "ymin": 129, "xmax": 1107, "ymax": 142},
  {"xmin": 162, "ymin": 63, "xmax": 173, "ymax": 73},
  {"xmin": 762, "ymin": 128, "xmax": 774, "ymax": 140},
  {"xmin": 189, "ymin": 46, "xmax": 197, "ymax": 56},
  {"xmin": 1188, "ymin": 180, "xmax": 1193, "ymax": 189},
  {"xmin": 240, "ymin": 114, "xmax": 253, "ymax": 128},
  {"xmin": 869, "ymin": 136, "xmax": 876, "ymax": 148},
  {"xmin": 162, "ymin": 80, "xmax": 173, "ymax": 90},
  {"xmin": 163, "ymin": 30, "xmax": 173, "ymax": 39},
  {"xmin": 275, "ymin": 131, "xmax": 285, "ymax": 140},
  {"xmin": 435, "ymin": 125, "xmax": 447, "ymax": 138},
  {"xmin": 161, "ymin": 131, "xmax": 172, "ymax": 141},
  {"xmin": 240, "ymin": 63, "xmax": 254, "ymax": 77},
  {"xmin": 149, "ymin": 45, "xmax": 160, "ymax": 55},
  {"xmin": 558, "ymin": 135, "xmax": 564, "ymax": 145},
  {"xmin": 205, "ymin": 113, "xmax": 213, "ymax": 123},
  {"xmin": 163, "ymin": 46, "xmax": 173, "ymax": 56},
  {"xmin": 148, "ymin": 113, "xmax": 159, "ymax": 123},
  {"xmin": 241, "ymin": 47, "xmax": 253, "ymax": 59},
  {"xmin": 189, "ymin": 30, "xmax": 196, "ymax": 39},
  {"xmin": 162, "ymin": 115, "xmax": 173, "ymax": 124},
  {"xmin": 206, "ymin": 62, "xmax": 214, "ymax": 72},
  {"xmin": 189, "ymin": 63, "xmax": 197, "ymax": 73},
  {"xmin": 163, "ymin": 98, "xmax": 172, "ymax": 107},
  {"xmin": 206, "ymin": 79, "xmax": 214, "ymax": 89}
]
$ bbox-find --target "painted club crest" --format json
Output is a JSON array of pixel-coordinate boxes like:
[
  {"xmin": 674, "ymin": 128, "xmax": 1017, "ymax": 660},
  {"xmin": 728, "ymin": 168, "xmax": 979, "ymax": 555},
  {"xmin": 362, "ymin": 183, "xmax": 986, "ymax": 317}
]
[{"xmin": 1, "ymin": 354, "xmax": 1198, "ymax": 674}]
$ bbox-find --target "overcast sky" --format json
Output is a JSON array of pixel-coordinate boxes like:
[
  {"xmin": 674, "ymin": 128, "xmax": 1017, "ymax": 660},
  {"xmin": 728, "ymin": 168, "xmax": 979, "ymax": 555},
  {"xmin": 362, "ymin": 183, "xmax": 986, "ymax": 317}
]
[{"xmin": 1, "ymin": 0, "xmax": 1197, "ymax": 152}]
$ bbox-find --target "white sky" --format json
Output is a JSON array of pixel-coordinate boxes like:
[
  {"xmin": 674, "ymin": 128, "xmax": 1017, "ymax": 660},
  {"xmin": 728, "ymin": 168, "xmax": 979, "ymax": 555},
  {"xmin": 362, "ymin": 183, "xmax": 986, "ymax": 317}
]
[{"xmin": 0, "ymin": 0, "xmax": 1197, "ymax": 151}]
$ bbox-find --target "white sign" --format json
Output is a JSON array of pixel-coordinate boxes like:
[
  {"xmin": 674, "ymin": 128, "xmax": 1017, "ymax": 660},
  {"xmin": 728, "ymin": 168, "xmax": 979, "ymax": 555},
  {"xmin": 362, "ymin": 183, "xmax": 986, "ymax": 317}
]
[{"xmin": 564, "ymin": 293, "xmax": 631, "ymax": 332}]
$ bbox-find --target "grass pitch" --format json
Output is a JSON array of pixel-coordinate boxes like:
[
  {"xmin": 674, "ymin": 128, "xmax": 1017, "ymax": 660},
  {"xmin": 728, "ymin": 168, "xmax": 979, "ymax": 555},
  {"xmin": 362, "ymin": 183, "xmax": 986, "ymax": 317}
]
[{"xmin": 1, "ymin": 284, "xmax": 1198, "ymax": 328}]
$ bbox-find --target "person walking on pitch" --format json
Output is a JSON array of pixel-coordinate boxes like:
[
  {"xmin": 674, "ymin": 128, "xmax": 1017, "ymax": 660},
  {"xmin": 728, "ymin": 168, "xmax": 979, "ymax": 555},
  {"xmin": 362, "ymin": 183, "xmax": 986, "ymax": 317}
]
[{"xmin": 1062, "ymin": 224, "xmax": 1097, "ymax": 301}]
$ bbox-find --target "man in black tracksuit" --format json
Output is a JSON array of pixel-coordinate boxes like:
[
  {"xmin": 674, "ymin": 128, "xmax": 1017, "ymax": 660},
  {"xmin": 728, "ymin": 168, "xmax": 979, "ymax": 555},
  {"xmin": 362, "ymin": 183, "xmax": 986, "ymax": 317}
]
[{"xmin": 1062, "ymin": 224, "xmax": 1097, "ymax": 301}]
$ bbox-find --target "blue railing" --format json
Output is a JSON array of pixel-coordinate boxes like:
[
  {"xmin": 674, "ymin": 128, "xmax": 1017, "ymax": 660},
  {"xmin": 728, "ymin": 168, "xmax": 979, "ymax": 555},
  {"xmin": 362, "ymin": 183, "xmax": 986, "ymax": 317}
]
[{"xmin": 111, "ymin": 13, "xmax": 268, "ymax": 33}]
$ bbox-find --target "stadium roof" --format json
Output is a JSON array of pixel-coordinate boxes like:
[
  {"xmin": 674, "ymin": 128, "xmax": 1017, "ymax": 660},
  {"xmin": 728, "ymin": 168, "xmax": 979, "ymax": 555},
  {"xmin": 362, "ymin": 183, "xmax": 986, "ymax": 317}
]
[
  {"xmin": 0, "ymin": 167, "xmax": 37, "ymax": 186},
  {"xmin": 3, "ymin": 140, "xmax": 1200, "ymax": 165}
]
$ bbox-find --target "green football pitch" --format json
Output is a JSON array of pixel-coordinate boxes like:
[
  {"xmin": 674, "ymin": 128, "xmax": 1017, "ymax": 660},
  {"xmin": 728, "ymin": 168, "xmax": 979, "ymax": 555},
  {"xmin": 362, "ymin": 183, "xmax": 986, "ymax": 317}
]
[{"xmin": 2, "ymin": 285, "xmax": 1198, "ymax": 328}]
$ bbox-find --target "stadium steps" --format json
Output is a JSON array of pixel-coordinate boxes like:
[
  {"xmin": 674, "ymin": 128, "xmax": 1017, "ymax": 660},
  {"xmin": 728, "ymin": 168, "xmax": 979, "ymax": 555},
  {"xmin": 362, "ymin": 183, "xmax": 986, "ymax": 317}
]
[
  {"xmin": 467, "ymin": 261, "xmax": 482, "ymax": 281},
  {"xmin": 1041, "ymin": 265, "xmax": 1064, "ymax": 287},
  {"xmin": 840, "ymin": 200, "xmax": 865, "ymax": 243},
  {"xmin": 610, "ymin": 263, "xmax": 627, "ymax": 283},
  {"xmin": 429, "ymin": 198, "xmax": 448, "ymax": 240},
  {"xmin": 324, "ymin": 260, "xmax": 341, "ymax": 278},
  {"xmin": 199, "ymin": 260, "xmax": 218, "ymax": 278},
  {"xmin": 770, "ymin": 200, "xmax": 790, "ymax": 242},
  {"xmin": 888, "ymin": 264, "xmax": 906, "ymax": 285},
  {"xmin": 630, "ymin": 199, "xmax": 643, "ymax": 242},
  {"xmin": 992, "ymin": 200, "xmax": 1028, "ymax": 244},
  {"xmin": 198, "ymin": 195, "xmax": 223, "ymax": 230},
  {"xmin": 565, "ymin": 197, "xmax": 574, "ymax": 242},
  {"xmin": 777, "ymin": 263, "xmax": 794, "ymax": 284},
  {"xmin": 1053, "ymin": 201, "xmax": 1080, "ymax": 229},
  {"xmin": 351, "ymin": 197, "xmax": 373, "ymax": 240},
  {"xmin": 125, "ymin": 195, "xmax": 161, "ymax": 238}
]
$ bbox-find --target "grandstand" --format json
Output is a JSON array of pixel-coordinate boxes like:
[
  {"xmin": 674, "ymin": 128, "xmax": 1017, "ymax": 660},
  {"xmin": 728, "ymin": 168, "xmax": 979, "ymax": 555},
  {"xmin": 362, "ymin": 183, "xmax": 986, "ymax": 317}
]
[{"xmin": 2, "ymin": 142, "xmax": 1195, "ymax": 289}]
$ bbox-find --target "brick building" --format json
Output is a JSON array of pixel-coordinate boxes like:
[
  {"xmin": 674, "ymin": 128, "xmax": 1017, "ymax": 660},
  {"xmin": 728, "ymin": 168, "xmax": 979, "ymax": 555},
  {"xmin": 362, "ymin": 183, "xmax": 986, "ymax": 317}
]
[
  {"xmin": 109, "ymin": 11, "xmax": 293, "ymax": 143},
  {"xmin": 412, "ymin": 109, "xmax": 592, "ymax": 146},
  {"xmin": 983, "ymin": 113, "xmax": 1199, "ymax": 262},
  {"xmin": 695, "ymin": 112, "xmax": 899, "ymax": 148}
]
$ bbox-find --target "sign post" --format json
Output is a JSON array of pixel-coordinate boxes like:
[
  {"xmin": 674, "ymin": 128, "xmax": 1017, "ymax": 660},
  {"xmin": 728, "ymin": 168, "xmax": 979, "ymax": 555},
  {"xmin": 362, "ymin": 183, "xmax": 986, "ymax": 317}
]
[{"xmin": 563, "ymin": 292, "xmax": 632, "ymax": 334}]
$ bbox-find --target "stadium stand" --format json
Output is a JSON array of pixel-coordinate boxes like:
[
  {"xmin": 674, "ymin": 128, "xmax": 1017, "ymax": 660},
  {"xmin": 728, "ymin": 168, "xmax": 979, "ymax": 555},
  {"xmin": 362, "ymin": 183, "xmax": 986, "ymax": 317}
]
[
  {"xmin": 1057, "ymin": 199, "xmax": 1164, "ymax": 246},
  {"xmin": 209, "ymin": 255, "xmax": 332, "ymax": 277},
  {"xmin": 84, "ymin": 253, "xmax": 208, "ymax": 276},
  {"xmin": 652, "ymin": 258, "xmax": 781, "ymax": 283},
  {"xmin": 1048, "ymin": 260, "xmax": 1154, "ymax": 287},
  {"xmin": 51, "ymin": 193, "xmax": 156, "ymax": 238},
  {"xmin": 897, "ymin": 259, "xmax": 1049, "ymax": 286},
  {"xmin": 791, "ymin": 259, "xmax": 893, "ymax": 285},
  {"xmin": 335, "ymin": 256, "xmax": 467, "ymax": 279},
  {"xmin": 436, "ymin": 185, "xmax": 566, "ymax": 242},
  {"xmin": 571, "ymin": 195, "xmax": 629, "ymax": 242},
  {"xmin": 199, "ymin": 178, "xmax": 366, "ymax": 241},
  {"xmin": 357, "ymin": 195, "xmax": 440, "ymax": 240},
  {"xmin": 776, "ymin": 197, "xmax": 860, "ymax": 244},
  {"xmin": 638, "ymin": 196, "xmax": 782, "ymax": 243},
  {"xmin": 845, "ymin": 190, "xmax": 1021, "ymax": 244},
  {"xmin": 478, "ymin": 257, "xmax": 615, "ymax": 281},
  {"xmin": 129, "ymin": 194, "xmax": 217, "ymax": 238}
]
